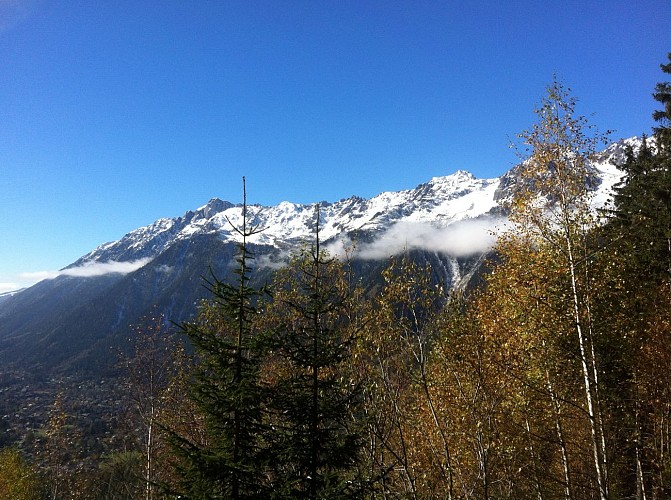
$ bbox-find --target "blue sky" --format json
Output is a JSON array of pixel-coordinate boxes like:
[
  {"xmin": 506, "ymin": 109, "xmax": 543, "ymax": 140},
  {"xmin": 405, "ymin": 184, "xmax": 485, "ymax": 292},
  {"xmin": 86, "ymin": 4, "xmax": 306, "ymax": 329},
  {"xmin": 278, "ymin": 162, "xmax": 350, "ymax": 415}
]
[{"xmin": 1, "ymin": 0, "xmax": 669, "ymax": 292}]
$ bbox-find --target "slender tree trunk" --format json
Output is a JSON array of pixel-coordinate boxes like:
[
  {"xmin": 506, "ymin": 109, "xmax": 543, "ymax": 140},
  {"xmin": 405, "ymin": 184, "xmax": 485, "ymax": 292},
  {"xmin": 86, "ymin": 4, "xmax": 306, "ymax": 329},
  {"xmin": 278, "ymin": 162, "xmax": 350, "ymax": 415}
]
[
  {"xmin": 635, "ymin": 394, "xmax": 648, "ymax": 500},
  {"xmin": 145, "ymin": 414, "xmax": 153, "ymax": 500},
  {"xmin": 311, "ymin": 340, "xmax": 319, "ymax": 499},
  {"xmin": 418, "ymin": 342, "xmax": 454, "ymax": 499},
  {"xmin": 476, "ymin": 429, "xmax": 490, "ymax": 500},
  {"xmin": 376, "ymin": 354, "xmax": 417, "ymax": 498},
  {"xmin": 546, "ymin": 368, "xmax": 572, "ymax": 500},
  {"xmin": 524, "ymin": 416, "xmax": 544, "ymax": 500},
  {"xmin": 231, "ymin": 179, "xmax": 249, "ymax": 500},
  {"xmin": 564, "ymin": 227, "xmax": 607, "ymax": 499},
  {"xmin": 582, "ymin": 239, "xmax": 609, "ymax": 492}
]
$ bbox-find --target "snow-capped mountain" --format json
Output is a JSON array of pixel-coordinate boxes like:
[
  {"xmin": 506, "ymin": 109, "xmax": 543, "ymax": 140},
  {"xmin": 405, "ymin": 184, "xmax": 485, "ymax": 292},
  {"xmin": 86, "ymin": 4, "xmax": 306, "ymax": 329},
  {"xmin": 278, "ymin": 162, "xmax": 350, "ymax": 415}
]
[
  {"xmin": 73, "ymin": 169, "xmax": 501, "ymax": 267},
  {"xmin": 0, "ymin": 138, "xmax": 638, "ymax": 377},
  {"xmin": 74, "ymin": 136, "xmax": 633, "ymax": 270}
]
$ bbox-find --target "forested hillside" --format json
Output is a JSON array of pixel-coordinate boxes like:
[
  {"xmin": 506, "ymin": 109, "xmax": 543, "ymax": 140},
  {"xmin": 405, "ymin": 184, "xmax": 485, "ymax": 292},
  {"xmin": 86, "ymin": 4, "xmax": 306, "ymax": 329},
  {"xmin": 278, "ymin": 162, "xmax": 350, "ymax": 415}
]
[{"xmin": 2, "ymin": 55, "xmax": 671, "ymax": 499}]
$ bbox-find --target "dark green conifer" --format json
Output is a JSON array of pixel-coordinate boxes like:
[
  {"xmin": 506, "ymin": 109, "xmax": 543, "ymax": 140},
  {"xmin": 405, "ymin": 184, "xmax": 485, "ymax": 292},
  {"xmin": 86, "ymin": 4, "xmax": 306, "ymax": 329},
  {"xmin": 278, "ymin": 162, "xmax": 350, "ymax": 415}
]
[
  {"xmin": 653, "ymin": 52, "xmax": 671, "ymax": 149},
  {"xmin": 607, "ymin": 53, "xmax": 671, "ymax": 285},
  {"xmin": 609, "ymin": 136, "xmax": 671, "ymax": 283},
  {"xmin": 261, "ymin": 205, "xmax": 367, "ymax": 499},
  {"xmin": 168, "ymin": 178, "xmax": 269, "ymax": 499},
  {"xmin": 599, "ymin": 51, "xmax": 671, "ymax": 498}
]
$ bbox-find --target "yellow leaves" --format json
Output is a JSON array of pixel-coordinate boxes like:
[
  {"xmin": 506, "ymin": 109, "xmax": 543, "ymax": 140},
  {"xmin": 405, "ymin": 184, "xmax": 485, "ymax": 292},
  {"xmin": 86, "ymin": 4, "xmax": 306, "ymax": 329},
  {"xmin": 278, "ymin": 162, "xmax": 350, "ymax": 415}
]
[
  {"xmin": 0, "ymin": 449, "xmax": 40, "ymax": 500},
  {"xmin": 510, "ymin": 79, "xmax": 608, "ymax": 263}
]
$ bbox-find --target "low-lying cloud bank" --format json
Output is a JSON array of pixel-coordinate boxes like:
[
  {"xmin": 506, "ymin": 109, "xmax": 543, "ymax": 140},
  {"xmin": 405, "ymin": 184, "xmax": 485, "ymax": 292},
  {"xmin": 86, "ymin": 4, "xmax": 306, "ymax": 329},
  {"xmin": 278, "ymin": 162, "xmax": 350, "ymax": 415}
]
[
  {"xmin": 0, "ymin": 282, "xmax": 20, "ymax": 294},
  {"xmin": 4, "ymin": 220, "xmax": 504, "ymax": 294},
  {"xmin": 20, "ymin": 258, "xmax": 153, "ymax": 282},
  {"xmin": 327, "ymin": 217, "xmax": 505, "ymax": 260}
]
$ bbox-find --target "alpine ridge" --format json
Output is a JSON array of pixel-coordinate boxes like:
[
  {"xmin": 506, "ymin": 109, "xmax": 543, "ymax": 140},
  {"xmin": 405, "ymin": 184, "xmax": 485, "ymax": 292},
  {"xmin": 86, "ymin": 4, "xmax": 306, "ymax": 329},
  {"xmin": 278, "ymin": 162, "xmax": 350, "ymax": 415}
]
[
  {"xmin": 75, "ymin": 168, "xmax": 500, "ymax": 268},
  {"xmin": 0, "ymin": 137, "xmax": 641, "ymax": 377}
]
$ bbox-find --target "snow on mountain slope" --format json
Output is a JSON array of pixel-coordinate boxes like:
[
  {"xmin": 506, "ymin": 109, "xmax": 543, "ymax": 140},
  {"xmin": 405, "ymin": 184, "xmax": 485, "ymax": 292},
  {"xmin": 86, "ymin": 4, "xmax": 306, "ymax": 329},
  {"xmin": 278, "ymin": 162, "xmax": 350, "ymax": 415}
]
[
  {"xmin": 74, "ymin": 138, "xmax": 638, "ymax": 268},
  {"xmin": 590, "ymin": 136, "xmax": 650, "ymax": 208},
  {"xmin": 76, "ymin": 170, "xmax": 500, "ymax": 266}
]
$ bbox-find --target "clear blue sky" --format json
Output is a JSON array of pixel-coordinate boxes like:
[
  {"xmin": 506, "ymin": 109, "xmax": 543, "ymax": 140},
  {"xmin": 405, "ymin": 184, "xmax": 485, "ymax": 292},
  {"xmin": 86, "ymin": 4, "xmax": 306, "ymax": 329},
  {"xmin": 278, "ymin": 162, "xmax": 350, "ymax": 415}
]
[{"xmin": 1, "ymin": 0, "xmax": 669, "ymax": 291}]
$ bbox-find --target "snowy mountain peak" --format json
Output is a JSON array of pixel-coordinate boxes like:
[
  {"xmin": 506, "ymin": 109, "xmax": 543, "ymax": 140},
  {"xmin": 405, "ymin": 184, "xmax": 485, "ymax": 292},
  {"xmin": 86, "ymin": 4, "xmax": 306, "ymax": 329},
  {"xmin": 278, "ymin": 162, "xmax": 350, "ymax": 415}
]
[
  {"xmin": 430, "ymin": 169, "xmax": 476, "ymax": 183},
  {"xmin": 196, "ymin": 198, "xmax": 236, "ymax": 218},
  {"xmin": 595, "ymin": 135, "xmax": 655, "ymax": 165},
  {"xmin": 74, "ymin": 138, "xmax": 638, "ymax": 267}
]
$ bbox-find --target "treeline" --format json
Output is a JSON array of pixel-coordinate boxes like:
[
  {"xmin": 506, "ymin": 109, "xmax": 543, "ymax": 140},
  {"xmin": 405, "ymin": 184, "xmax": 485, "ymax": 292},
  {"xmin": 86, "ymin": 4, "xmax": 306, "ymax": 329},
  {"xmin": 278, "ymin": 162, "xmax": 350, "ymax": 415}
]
[{"xmin": 2, "ymin": 55, "xmax": 671, "ymax": 499}]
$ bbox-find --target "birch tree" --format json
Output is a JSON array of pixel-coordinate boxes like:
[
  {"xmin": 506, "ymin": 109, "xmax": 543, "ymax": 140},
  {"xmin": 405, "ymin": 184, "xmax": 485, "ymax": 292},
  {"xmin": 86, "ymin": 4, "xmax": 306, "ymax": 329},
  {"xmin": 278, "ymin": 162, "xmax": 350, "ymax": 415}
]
[
  {"xmin": 123, "ymin": 315, "xmax": 178, "ymax": 499},
  {"xmin": 512, "ymin": 77, "xmax": 610, "ymax": 499}
]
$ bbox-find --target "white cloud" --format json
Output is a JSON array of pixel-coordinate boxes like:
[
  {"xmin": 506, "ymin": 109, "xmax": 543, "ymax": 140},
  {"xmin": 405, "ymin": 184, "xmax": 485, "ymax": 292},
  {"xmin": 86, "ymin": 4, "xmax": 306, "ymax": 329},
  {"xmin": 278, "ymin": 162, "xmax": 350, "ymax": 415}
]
[
  {"xmin": 254, "ymin": 250, "xmax": 291, "ymax": 270},
  {"xmin": 354, "ymin": 218, "xmax": 504, "ymax": 260},
  {"xmin": 324, "ymin": 237, "xmax": 356, "ymax": 260},
  {"xmin": 19, "ymin": 258, "xmax": 152, "ymax": 283},
  {"xmin": 20, "ymin": 270, "xmax": 60, "ymax": 281},
  {"xmin": 0, "ymin": 282, "xmax": 20, "ymax": 294},
  {"xmin": 252, "ymin": 219, "xmax": 505, "ymax": 266},
  {"xmin": 62, "ymin": 258, "xmax": 153, "ymax": 277}
]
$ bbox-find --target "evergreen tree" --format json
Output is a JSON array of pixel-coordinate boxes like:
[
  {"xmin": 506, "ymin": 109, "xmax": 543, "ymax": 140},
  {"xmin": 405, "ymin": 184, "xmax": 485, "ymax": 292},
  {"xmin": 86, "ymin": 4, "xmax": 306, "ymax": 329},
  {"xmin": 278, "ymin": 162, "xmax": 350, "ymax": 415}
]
[
  {"xmin": 653, "ymin": 52, "xmax": 671, "ymax": 149},
  {"xmin": 598, "ymin": 51, "xmax": 671, "ymax": 498},
  {"xmin": 609, "ymin": 49, "xmax": 671, "ymax": 297},
  {"xmin": 261, "ymin": 205, "xmax": 367, "ymax": 499},
  {"xmin": 608, "ymin": 136, "xmax": 671, "ymax": 284},
  {"xmin": 168, "ymin": 178, "xmax": 270, "ymax": 499}
]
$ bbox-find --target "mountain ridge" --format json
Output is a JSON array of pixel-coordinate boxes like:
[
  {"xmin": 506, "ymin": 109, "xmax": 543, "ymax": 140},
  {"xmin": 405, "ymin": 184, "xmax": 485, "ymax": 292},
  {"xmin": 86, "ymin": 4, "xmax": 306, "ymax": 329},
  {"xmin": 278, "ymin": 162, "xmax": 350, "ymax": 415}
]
[
  {"xmin": 74, "ymin": 167, "xmax": 500, "ymax": 268},
  {"xmin": 63, "ymin": 136, "xmax": 636, "ymax": 278},
  {"xmin": 0, "ymin": 137, "xmax": 641, "ymax": 377}
]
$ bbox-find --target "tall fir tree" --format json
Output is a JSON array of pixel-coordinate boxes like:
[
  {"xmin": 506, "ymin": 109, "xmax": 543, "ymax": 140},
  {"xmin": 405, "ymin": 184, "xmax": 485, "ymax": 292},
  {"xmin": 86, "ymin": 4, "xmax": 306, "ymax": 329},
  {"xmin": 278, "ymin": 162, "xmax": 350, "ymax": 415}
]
[
  {"xmin": 167, "ymin": 178, "xmax": 270, "ymax": 499},
  {"xmin": 653, "ymin": 52, "xmax": 671, "ymax": 149},
  {"xmin": 260, "ymin": 204, "xmax": 368, "ymax": 499},
  {"xmin": 599, "ymin": 51, "xmax": 671, "ymax": 498},
  {"xmin": 608, "ymin": 136, "xmax": 671, "ymax": 284}
]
